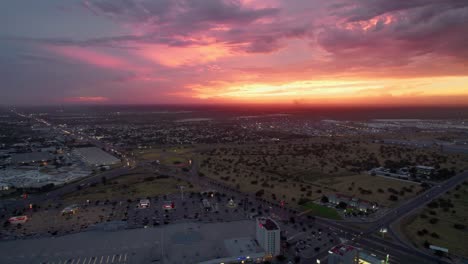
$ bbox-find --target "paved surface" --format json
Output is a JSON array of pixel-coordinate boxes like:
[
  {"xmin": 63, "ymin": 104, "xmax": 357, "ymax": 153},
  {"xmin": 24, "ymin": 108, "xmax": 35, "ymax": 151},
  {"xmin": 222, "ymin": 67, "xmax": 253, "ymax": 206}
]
[{"xmin": 0, "ymin": 220, "xmax": 260, "ymax": 264}]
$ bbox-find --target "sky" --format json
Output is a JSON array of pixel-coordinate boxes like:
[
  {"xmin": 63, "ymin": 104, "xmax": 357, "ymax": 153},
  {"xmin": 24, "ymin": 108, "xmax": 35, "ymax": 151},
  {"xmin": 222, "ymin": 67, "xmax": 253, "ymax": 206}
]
[{"xmin": 1, "ymin": 0, "xmax": 468, "ymax": 106}]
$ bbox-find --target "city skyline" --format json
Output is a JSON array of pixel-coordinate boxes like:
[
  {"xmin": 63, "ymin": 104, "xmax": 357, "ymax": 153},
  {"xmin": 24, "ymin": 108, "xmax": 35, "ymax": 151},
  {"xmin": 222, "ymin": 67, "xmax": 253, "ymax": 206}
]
[{"xmin": 1, "ymin": 0, "xmax": 468, "ymax": 106}]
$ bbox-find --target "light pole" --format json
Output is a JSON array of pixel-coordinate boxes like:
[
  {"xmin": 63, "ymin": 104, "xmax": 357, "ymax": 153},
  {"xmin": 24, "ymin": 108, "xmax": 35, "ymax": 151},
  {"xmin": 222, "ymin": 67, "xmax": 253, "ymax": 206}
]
[{"xmin": 179, "ymin": 185, "xmax": 185, "ymax": 200}]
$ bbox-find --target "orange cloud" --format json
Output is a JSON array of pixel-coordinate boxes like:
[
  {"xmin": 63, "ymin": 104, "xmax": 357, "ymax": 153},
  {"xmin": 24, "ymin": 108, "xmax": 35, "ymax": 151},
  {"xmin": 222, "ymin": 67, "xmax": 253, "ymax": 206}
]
[
  {"xmin": 187, "ymin": 76, "xmax": 468, "ymax": 105},
  {"xmin": 63, "ymin": 96, "xmax": 109, "ymax": 102},
  {"xmin": 138, "ymin": 43, "xmax": 233, "ymax": 67}
]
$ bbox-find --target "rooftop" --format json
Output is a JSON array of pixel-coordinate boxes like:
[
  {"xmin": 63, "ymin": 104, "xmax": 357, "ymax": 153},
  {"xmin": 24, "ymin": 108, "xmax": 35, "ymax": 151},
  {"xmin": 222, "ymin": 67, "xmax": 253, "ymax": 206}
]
[
  {"xmin": 330, "ymin": 244, "xmax": 357, "ymax": 256},
  {"xmin": 257, "ymin": 217, "xmax": 279, "ymax": 231}
]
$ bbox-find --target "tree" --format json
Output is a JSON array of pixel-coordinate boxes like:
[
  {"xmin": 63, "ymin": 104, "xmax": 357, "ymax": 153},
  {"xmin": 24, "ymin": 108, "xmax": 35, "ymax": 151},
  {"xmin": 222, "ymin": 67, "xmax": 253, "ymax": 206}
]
[
  {"xmin": 337, "ymin": 201, "xmax": 347, "ymax": 209},
  {"xmin": 321, "ymin": 195, "xmax": 329, "ymax": 203}
]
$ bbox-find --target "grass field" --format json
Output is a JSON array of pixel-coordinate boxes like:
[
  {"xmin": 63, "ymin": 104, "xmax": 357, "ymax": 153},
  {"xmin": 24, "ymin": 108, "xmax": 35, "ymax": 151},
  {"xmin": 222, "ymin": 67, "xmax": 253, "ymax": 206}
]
[
  {"xmin": 401, "ymin": 181, "xmax": 468, "ymax": 257},
  {"xmin": 64, "ymin": 171, "xmax": 198, "ymax": 202},
  {"xmin": 316, "ymin": 174, "xmax": 422, "ymax": 207},
  {"xmin": 196, "ymin": 138, "xmax": 452, "ymax": 207},
  {"xmin": 302, "ymin": 202, "xmax": 342, "ymax": 220},
  {"xmin": 137, "ymin": 147, "xmax": 191, "ymax": 166}
]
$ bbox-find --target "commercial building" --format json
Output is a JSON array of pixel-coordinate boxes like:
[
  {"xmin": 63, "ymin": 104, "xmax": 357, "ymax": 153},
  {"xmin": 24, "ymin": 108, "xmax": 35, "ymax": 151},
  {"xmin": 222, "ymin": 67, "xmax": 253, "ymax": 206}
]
[
  {"xmin": 73, "ymin": 147, "xmax": 120, "ymax": 166},
  {"xmin": 328, "ymin": 244, "xmax": 389, "ymax": 264},
  {"xmin": 139, "ymin": 199, "xmax": 150, "ymax": 208},
  {"xmin": 256, "ymin": 217, "xmax": 280, "ymax": 257},
  {"xmin": 327, "ymin": 194, "xmax": 378, "ymax": 212},
  {"xmin": 328, "ymin": 244, "xmax": 358, "ymax": 264}
]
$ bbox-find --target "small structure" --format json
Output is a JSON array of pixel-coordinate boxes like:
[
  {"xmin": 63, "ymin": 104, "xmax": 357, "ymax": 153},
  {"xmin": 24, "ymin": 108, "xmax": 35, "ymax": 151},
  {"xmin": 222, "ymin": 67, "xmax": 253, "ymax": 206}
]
[
  {"xmin": 0, "ymin": 182, "xmax": 11, "ymax": 191},
  {"xmin": 61, "ymin": 205, "xmax": 79, "ymax": 215},
  {"xmin": 8, "ymin": 215, "xmax": 29, "ymax": 225},
  {"xmin": 327, "ymin": 193, "xmax": 378, "ymax": 212},
  {"xmin": 139, "ymin": 199, "xmax": 150, "ymax": 209},
  {"xmin": 415, "ymin": 165, "xmax": 435, "ymax": 177},
  {"xmin": 227, "ymin": 198, "xmax": 237, "ymax": 208}
]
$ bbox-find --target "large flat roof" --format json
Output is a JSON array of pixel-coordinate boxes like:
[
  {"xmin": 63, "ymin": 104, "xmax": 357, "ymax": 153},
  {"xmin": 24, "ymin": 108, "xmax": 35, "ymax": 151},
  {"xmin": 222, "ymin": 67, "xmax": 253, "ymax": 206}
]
[{"xmin": 73, "ymin": 147, "xmax": 119, "ymax": 166}]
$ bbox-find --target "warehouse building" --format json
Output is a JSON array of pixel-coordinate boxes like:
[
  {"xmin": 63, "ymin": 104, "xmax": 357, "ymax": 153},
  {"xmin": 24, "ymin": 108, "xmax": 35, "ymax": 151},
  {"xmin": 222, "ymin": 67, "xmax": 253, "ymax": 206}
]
[{"xmin": 73, "ymin": 147, "xmax": 120, "ymax": 166}]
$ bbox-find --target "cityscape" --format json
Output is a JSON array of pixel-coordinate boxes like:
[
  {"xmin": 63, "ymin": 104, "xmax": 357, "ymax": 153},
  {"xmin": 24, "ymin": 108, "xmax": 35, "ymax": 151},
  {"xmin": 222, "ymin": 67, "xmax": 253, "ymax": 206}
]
[{"xmin": 1, "ymin": 1, "xmax": 468, "ymax": 264}]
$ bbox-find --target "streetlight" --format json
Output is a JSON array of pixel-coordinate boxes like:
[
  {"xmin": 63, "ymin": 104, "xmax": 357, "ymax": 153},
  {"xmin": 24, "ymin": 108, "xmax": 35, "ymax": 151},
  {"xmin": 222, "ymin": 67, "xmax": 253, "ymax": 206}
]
[{"xmin": 379, "ymin": 228, "xmax": 388, "ymax": 238}]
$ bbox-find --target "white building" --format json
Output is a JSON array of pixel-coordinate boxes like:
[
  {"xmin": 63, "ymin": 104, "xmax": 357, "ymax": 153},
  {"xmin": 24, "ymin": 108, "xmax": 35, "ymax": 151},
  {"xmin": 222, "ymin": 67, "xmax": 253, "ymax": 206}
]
[{"xmin": 256, "ymin": 217, "xmax": 280, "ymax": 257}]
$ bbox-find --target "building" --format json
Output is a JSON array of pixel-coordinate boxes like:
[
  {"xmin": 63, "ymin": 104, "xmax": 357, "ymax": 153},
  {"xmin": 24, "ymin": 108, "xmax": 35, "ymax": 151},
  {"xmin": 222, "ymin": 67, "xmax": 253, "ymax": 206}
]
[
  {"xmin": 328, "ymin": 245, "xmax": 389, "ymax": 264},
  {"xmin": 8, "ymin": 215, "xmax": 28, "ymax": 225},
  {"xmin": 139, "ymin": 199, "xmax": 150, "ymax": 208},
  {"xmin": 415, "ymin": 165, "xmax": 435, "ymax": 177},
  {"xmin": 61, "ymin": 205, "xmax": 79, "ymax": 215},
  {"xmin": 328, "ymin": 244, "xmax": 358, "ymax": 264},
  {"xmin": 256, "ymin": 217, "xmax": 280, "ymax": 257},
  {"xmin": 327, "ymin": 194, "xmax": 378, "ymax": 212},
  {"xmin": 358, "ymin": 250, "xmax": 388, "ymax": 264},
  {"xmin": 0, "ymin": 182, "xmax": 11, "ymax": 191},
  {"xmin": 73, "ymin": 147, "xmax": 120, "ymax": 166}
]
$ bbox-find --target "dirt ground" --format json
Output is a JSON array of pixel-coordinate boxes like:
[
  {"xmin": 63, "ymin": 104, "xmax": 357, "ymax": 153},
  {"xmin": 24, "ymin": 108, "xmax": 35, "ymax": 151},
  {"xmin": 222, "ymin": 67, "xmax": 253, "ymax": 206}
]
[
  {"xmin": 196, "ymin": 138, "xmax": 463, "ymax": 208},
  {"xmin": 401, "ymin": 181, "xmax": 468, "ymax": 257}
]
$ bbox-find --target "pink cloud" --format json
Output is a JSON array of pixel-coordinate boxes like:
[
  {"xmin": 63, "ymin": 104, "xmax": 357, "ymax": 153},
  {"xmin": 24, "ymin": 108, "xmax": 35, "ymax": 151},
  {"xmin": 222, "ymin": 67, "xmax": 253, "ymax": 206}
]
[{"xmin": 46, "ymin": 46, "xmax": 128, "ymax": 69}]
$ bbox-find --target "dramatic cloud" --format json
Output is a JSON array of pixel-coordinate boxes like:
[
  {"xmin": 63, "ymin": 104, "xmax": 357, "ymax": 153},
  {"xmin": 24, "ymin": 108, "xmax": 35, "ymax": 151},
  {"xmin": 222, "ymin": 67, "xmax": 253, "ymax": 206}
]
[{"xmin": 0, "ymin": 0, "xmax": 467, "ymax": 105}]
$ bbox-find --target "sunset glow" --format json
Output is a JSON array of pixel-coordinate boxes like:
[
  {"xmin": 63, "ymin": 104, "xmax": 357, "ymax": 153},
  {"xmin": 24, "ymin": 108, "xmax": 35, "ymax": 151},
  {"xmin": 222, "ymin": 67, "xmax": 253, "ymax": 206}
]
[{"xmin": 1, "ymin": 0, "xmax": 468, "ymax": 105}]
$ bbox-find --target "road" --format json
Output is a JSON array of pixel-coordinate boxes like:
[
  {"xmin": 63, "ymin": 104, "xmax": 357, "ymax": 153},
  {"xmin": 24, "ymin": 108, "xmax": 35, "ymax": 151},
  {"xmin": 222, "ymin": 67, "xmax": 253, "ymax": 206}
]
[{"xmin": 5, "ymin": 111, "xmax": 468, "ymax": 263}]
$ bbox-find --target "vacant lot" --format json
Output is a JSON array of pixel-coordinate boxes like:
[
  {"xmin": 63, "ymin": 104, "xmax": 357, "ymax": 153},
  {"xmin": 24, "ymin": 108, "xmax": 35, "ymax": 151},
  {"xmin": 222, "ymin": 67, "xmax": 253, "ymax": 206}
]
[
  {"xmin": 137, "ymin": 147, "xmax": 192, "ymax": 166},
  {"xmin": 402, "ymin": 181, "xmax": 468, "ymax": 257},
  {"xmin": 302, "ymin": 202, "xmax": 342, "ymax": 220},
  {"xmin": 197, "ymin": 138, "xmax": 458, "ymax": 210},
  {"xmin": 316, "ymin": 174, "xmax": 422, "ymax": 207},
  {"xmin": 64, "ymin": 170, "xmax": 198, "ymax": 203}
]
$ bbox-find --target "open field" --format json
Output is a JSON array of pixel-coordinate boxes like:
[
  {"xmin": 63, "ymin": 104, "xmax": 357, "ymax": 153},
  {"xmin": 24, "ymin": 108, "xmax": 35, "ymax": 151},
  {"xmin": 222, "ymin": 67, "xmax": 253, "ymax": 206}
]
[
  {"xmin": 64, "ymin": 170, "xmax": 198, "ymax": 203},
  {"xmin": 401, "ymin": 181, "xmax": 468, "ymax": 257},
  {"xmin": 316, "ymin": 174, "xmax": 422, "ymax": 207},
  {"xmin": 197, "ymin": 138, "xmax": 465, "ymax": 211},
  {"xmin": 137, "ymin": 147, "xmax": 192, "ymax": 166},
  {"xmin": 302, "ymin": 202, "xmax": 342, "ymax": 220}
]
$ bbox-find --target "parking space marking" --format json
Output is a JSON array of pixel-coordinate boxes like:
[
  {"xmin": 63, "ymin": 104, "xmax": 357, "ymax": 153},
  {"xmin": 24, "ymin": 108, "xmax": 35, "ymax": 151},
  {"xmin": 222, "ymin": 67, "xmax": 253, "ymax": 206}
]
[
  {"xmin": 118, "ymin": 254, "xmax": 122, "ymax": 262},
  {"xmin": 100, "ymin": 255, "xmax": 104, "ymax": 264},
  {"xmin": 76, "ymin": 258, "xmax": 81, "ymax": 264},
  {"xmin": 112, "ymin": 254, "xmax": 116, "ymax": 263},
  {"xmin": 123, "ymin": 253, "xmax": 127, "ymax": 262},
  {"xmin": 106, "ymin": 255, "xmax": 110, "ymax": 263}
]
